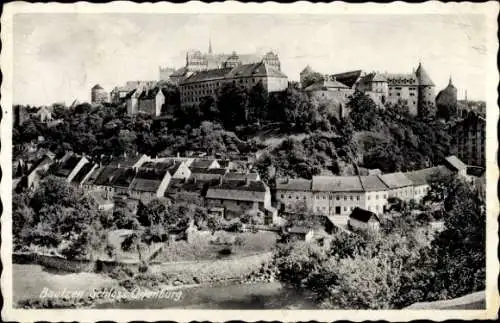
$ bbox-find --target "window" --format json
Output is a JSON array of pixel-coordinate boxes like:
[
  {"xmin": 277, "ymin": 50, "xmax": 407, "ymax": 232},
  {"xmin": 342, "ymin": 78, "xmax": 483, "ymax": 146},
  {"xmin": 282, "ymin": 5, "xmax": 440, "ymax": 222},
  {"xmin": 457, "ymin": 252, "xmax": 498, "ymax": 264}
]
[
  {"xmin": 368, "ymin": 195, "xmax": 371, "ymax": 200},
  {"xmin": 350, "ymin": 196, "xmax": 353, "ymax": 200},
  {"xmin": 335, "ymin": 206, "xmax": 341, "ymax": 214},
  {"xmin": 375, "ymin": 194, "xmax": 379, "ymax": 200},
  {"xmin": 323, "ymin": 196, "xmax": 326, "ymax": 200},
  {"xmin": 316, "ymin": 196, "xmax": 319, "ymax": 200},
  {"xmin": 344, "ymin": 196, "xmax": 347, "ymax": 201},
  {"xmin": 356, "ymin": 196, "xmax": 360, "ymax": 201},
  {"xmin": 336, "ymin": 196, "xmax": 340, "ymax": 201},
  {"xmin": 296, "ymin": 196, "xmax": 299, "ymax": 200},
  {"xmin": 343, "ymin": 206, "xmax": 347, "ymax": 211},
  {"xmin": 288, "ymin": 195, "xmax": 291, "ymax": 199},
  {"xmin": 280, "ymin": 194, "xmax": 284, "ymax": 198}
]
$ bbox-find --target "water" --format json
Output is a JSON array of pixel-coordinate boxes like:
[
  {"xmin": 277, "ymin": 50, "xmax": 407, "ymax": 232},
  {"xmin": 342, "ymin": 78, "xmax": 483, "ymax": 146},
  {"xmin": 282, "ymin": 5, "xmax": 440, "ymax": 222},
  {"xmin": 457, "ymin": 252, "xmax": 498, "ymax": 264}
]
[{"xmin": 96, "ymin": 281, "xmax": 317, "ymax": 309}]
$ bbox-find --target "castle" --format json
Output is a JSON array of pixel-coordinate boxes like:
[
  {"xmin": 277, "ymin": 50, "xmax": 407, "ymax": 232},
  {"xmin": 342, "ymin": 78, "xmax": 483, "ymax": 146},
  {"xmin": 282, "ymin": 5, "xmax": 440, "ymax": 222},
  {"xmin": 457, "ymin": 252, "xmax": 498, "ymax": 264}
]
[
  {"xmin": 159, "ymin": 39, "xmax": 282, "ymax": 85},
  {"xmin": 301, "ymin": 63, "xmax": 436, "ymax": 116}
]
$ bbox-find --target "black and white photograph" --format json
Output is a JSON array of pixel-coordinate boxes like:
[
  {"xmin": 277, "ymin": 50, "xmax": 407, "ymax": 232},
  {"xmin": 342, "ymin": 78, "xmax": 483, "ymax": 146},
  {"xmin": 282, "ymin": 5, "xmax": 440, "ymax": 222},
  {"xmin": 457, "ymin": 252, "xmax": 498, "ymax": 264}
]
[{"xmin": 1, "ymin": 1, "xmax": 498, "ymax": 321}]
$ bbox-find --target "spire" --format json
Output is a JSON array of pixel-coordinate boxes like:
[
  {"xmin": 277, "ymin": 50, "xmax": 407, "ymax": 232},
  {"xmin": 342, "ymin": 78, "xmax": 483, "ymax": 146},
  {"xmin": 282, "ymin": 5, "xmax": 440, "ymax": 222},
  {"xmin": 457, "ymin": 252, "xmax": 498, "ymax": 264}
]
[
  {"xmin": 208, "ymin": 37, "xmax": 213, "ymax": 54},
  {"xmin": 449, "ymin": 75, "xmax": 453, "ymax": 86}
]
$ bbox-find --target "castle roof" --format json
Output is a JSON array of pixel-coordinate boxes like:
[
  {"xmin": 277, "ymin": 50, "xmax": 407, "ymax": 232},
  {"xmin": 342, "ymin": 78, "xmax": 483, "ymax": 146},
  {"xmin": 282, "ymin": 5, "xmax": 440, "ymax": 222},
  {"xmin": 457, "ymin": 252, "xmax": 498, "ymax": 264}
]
[
  {"xmin": 415, "ymin": 63, "xmax": 435, "ymax": 86},
  {"xmin": 304, "ymin": 79, "xmax": 350, "ymax": 91},
  {"xmin": 385, "ymin": 73, "xmax": 418, "ymax": 85},
  {"xmin": 92, "ymin": 84, "xmax": 103, "ymax": 90},
  {"xmin": 180, "ymin": 67, "xmax": 232, "ymax": 84},
  {"xmin": 226, "ymin": 61, "xmax": 287, "ymax": 79},
  {"xmin": 331, "ymin": 70, "xmax": 363, "ymax": 89},
  {"xmin": 362, "ymin": 72, "xmax": 387, "ymax": 83}
]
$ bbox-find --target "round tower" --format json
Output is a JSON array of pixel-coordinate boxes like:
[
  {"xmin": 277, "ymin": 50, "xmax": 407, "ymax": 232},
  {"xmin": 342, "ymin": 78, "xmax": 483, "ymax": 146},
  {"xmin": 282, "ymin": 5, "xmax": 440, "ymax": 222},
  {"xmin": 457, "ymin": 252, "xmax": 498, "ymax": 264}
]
[
  {"xmin": 91, "ymin": 84, "xmax": 108, "ymax": 104},
  {"xmin": 415, "ymin": 63, "xmax": 435, "ymax": 110}
]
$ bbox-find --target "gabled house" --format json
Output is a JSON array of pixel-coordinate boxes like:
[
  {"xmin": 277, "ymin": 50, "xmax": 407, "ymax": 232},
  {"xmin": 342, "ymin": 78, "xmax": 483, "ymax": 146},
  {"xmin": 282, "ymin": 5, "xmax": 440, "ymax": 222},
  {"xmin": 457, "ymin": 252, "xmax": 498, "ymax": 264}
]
[
  {"xmin": 70, "ymin": 162, "xmax": 98, "ymax": 187},
  {"xmin": 129, "ymin": 163, "xmax": 172, "ymax": 203},
  {"xmin": 348, "ymin": 207, "xmax": 380, "ymax": 232},
  {"xmin": 25, "ymin": 154, "xmax": 55, "ymax": 190},
  {"xmin": 108, "ymin": 153, "xmax": 149, "ymax": 170},
  {"xmin": 378, "ymin": 172, "xmax": 414, "ymax": 201},
  {"xmin": 53, "ymin": 155, "xmax": 89, "ymax": 183},
  {"xmin": 137, "ymin": 87, "xmax": 165, "ymax": 116},
  {"xmin": 190, "ymin": 158, "xmax": 221, "ymax": 169},
  {"xmin": 35, "ymin": 106, "xmax": 53, "ymax": 122},
  {"xmin": 190, "ymin": 167, "xmax": 227, "ymax": 182},
  {"xmin": 443, "ymin": 155, "xmax": 468, "ymax": 177}
]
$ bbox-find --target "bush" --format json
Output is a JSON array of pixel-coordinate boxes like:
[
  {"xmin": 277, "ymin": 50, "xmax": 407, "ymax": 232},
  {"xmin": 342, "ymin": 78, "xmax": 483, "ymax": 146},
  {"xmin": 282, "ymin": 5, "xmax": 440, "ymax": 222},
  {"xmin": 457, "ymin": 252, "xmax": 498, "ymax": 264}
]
[{"xmin": 219, "ymin": 247, "xmax": 232, "ymax": 256}]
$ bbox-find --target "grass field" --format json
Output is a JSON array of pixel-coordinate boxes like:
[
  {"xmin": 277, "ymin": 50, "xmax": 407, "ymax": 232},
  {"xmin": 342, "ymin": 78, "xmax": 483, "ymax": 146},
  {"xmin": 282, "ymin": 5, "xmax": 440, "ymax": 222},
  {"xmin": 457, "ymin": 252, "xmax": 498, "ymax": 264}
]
[{"xmin": 155, "ymin": 231, "xmax": 278, "ymax": 262}]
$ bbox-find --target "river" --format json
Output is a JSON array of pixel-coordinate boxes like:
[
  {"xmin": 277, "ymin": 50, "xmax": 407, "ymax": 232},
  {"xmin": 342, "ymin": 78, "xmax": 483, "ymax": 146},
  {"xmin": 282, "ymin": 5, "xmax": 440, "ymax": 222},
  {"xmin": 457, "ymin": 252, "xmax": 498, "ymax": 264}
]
[{"xmin": 95, "ymin": 281, "xmax": 317, "ymax": 309}]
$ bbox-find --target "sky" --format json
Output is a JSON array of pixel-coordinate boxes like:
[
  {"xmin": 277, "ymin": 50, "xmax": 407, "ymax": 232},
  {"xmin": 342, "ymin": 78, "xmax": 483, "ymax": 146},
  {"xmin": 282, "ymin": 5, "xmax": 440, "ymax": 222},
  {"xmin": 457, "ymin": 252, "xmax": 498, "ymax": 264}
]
[{"xmin": 13, "ymin": 13, "xmax": 491, "ymax": 105}]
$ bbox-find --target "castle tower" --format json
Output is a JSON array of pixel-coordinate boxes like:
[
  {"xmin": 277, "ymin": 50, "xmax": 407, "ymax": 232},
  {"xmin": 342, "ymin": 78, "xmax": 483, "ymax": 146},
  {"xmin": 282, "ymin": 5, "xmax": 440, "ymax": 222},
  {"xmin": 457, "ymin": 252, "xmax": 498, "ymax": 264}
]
[
  {"xmin": 208, "ymin": 37, "xmax": 213, "ymax": 54},
  {"xmin": 415, "ymin": 62, "xmax": 435, "ymax": 111}
]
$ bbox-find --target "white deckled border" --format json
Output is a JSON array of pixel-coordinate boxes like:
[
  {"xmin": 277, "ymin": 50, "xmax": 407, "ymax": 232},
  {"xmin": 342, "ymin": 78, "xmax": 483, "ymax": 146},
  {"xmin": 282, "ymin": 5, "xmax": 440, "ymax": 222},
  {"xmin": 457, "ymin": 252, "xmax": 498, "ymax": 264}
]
[{"xmin": 1, "ymin": 1, "xmax": 498, "ymax": 322}]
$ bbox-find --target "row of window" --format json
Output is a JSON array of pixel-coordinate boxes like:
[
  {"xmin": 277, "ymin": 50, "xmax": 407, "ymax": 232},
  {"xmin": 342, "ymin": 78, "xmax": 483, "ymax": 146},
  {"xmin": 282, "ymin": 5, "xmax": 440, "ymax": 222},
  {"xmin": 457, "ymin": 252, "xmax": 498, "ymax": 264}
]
[{"xmin": 280, "ymin": 193, "xmax": 387, "ymax": 200}]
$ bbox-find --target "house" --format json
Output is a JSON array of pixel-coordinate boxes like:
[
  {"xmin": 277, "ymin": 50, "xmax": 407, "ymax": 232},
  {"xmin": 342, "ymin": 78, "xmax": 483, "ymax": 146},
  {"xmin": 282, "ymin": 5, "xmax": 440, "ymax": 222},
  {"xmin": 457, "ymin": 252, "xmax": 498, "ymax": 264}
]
[
  {"xmin": 190, "ymin": 158, "xmax": 221, "ymax": 169},
  {"xmin": 205, "ymin": 180, "xmax": 273, "ymax": 222},
  {"xmin": 112, "ymin": 168, "xmax": 137, "ymax": 196},
  {"xmin": 129, "ymin": 167, "xmax": 172, "ymax": 203},
  {"xmin": 359, "ymin": 175, "xmax": 390, "ymax": 214},
  {"xmin": 53, "ymin": 155, "xmax": 89, "ymax": 183},
  {"xmin": 404, "ymin": 166, "xmax": 452, "ymax": 202},
  {"xmin": 311, "ymin": 175, "xmax": 366, "ymax": 217},
  {"xmin": 86, "ymin": 166, "xmax": 121, "ymax": 198},
  {"xmin": 89, "ymin": 191, "xmax": 114, "ymax": 211},
  {"xmin": 24, "ymin": 154, "xmax": 55, "ymax": 190},
  {"xmin": 287, "ymin": 226, "xmax": 315, "ymax": 242},
  {"xmin": 137, "ymin": 87, "xmax": 165, "ymax": 116},
  {"xmin": 35, "ymin": 106, "xmax": 52, "ymax": 122},
  {"xmin": 223, "ymin": 172, "xmax": 260, "ymax": 183},
  {"xmin": 276, "ymin": 178, "xmax": 313, "ymax": 213},
  {"xmin": 378, "ymin": 172, "xmax": 414, "ymax": 201},
  {"xmin": 108, "ymin": 153, "xmax": 149, "ymax": 169},
  {"xmin": 190, "ymin": 167, "xmax": 227, "ymax": 182},
  {"xmin": 70, "ymin": 162, "xmax": 98, "ymax": 187},
  {"xmin": 443, "ymin": 155, "xmax": 468, "ymax": 177},
  {"xmin": 348, "ymin": 207, "xmax": 381, "ymax": 232}
]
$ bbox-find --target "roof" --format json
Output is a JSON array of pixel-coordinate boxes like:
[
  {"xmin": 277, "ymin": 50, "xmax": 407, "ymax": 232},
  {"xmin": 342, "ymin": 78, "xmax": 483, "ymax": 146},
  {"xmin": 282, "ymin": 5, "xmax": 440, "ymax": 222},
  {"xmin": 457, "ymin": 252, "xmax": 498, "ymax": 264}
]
[
  {"xmin": 288, "ymin": 226, "xmax": 313, "ymax": 234},
  {"xmin": 138, "ymin": 87, "xmax": 163, "ymax": 100},
  {"xmin": 226, "ymin": 61, "xmax": 287, "ymax": 79},
  {"xmin": 404, "ymin": 166, "xmax": 452, "ymax": 186},
  {"xmin": 415, "ymin": 63, "xmax": 435, "ymax": 86},
  {"xmin": 108, "ymin": 154, "xmax": 145, "ymax": 168},
  {"xmin": 312, "ymin": 176, "xmax": 363, "ymax": 192},
  {"xmin": 27, "ymin": 155, "xmax": 53, "ymax": 175},
  {"xmin": 92, "ymin": 84, "xmax": 103, "ymax": 90},
  {"xmin": 276, "ymin": 178, "xmax": 312, "ymax": 191},
  {"xmin": 362, "ymin": 72, "xmax": 387, "ymax": 83},
  {"xmin": 349, "ymin": 207, "xmax": 379, "ymax": 223},
  {"xmin": 112, "ymin": 168, "xmax": 136, "ymax": 188},
  {"xmin": 71, "ymin": 162, "xmax": 96, "ymax": 184},
  {"xmin": 170, "ymin": 66, "xmax": 189, "ymax": 77},
  {"xmin": 190, "ymin": 159, "xmax": 217, "ymax": 169},
  {"xmin": 141, "ymin": 161, "xmax": 173, "ymax": 171},
  {"xmin": 359, "ymin": 175, "xmax": 389, "ymax": 192},
  {"xmin": 206, "ymin": 180, "xmax": 268, "ymax": 202},
  {"xmin": 190, "ymin": 167, "xmax": 227, "ymax": 175},
  {"xmin": 331, "ymin": 70, "xmax": 363, "ymax": 88},
  {"xmin": 378, "ymin": 172, "xmax": 413, "ymax": 189},
  {"xmin": 180, "ymin": 67, "xmax": 232, "ymax": 84},
  {"xmin": 224, "ymin": 172, "xmax": 259, "ymax": 182},
  {"xmin": 84, "ymin": 165, "xmax": 104, "ymax": 185},
  {"xmin": 304, "ymin": 79, "xmax": 350, "ymax": 92},
  {"xmin": 92, "ymin": 166, "xmax": 121, "ymax": 186},
  {"xmin": 444, "ymin": 155, "xmax": 467, "ymax": 171},
  {"xmin": 385, "ymin": 73, "xmax": 418, "ymax": 85},
  {"xmin": 55, "ymin": 156, "xmax": 82, "ymax": 177},
  {"xmin": 130, "ymin": 168, "xmax": 167, "ymax": 192}
]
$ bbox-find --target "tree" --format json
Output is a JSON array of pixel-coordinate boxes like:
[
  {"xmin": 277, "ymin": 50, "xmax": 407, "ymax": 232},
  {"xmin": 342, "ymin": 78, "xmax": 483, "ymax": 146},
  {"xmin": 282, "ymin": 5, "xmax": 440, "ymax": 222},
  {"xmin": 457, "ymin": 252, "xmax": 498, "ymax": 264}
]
[
  {"xmin": 247, "ymin": 81, "xmax": 269, "ymax": 123},
  {"xmin": 301, "ymin": 72, "xmax": 324, "ymax": 89},
  {"xmin": 217, "ymin": 83, "xmax": 249, "ymax": 129}
]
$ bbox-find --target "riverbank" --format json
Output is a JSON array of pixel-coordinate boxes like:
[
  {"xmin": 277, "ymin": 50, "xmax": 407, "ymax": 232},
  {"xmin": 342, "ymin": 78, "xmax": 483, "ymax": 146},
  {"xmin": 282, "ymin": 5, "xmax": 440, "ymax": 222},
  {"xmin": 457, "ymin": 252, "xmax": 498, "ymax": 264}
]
[{"xmin": 13, "ymin": 250, "xmax": 276, "ymax": 309}]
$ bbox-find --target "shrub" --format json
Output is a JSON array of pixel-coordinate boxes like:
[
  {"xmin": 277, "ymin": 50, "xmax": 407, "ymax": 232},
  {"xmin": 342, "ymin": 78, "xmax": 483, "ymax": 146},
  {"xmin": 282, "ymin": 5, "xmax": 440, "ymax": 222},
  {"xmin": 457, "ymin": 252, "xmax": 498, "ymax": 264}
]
[{"xmin": 219, "ymin": 247, "xmax": 232, "ymax": 256}]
